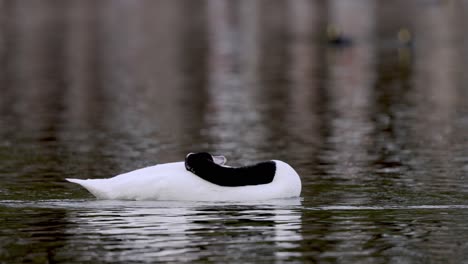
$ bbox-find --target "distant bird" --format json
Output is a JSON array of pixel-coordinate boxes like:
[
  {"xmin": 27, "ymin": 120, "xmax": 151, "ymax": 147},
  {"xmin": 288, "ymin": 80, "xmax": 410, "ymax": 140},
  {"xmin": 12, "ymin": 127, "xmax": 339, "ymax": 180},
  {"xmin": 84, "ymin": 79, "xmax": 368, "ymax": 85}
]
[
  {"xmin": 66, "ymin": 152, "xmax": 302, "ymax": 201},
  {"xmin": 397, "ymin": 28, "xmax": 413, "ymax": 48},
  {"xmin": 327, "ymin": 25, "xmax": 353, "ymax": 47}
]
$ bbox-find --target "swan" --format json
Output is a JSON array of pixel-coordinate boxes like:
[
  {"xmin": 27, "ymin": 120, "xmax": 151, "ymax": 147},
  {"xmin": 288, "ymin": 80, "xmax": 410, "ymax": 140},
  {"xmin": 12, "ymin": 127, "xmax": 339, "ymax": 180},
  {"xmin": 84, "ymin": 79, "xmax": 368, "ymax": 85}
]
[{"xmin": 66, "ymin": 152, "xmax": 302, "ymax": 201}]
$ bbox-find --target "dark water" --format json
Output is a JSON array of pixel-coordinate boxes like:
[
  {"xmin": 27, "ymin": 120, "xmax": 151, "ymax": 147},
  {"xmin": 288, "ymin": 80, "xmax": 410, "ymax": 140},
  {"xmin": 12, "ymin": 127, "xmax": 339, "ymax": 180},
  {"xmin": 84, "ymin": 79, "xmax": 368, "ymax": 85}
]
[{"xmin": 1, "ymin": 0, "xmax": 468, "ymax": 263}]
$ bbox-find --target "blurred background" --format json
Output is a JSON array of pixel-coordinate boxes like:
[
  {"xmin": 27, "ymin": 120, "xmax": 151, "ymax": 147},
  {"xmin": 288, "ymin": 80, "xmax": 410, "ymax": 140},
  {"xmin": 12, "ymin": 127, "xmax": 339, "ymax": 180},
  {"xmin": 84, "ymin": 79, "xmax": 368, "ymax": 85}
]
[{"xmin": 1, "ymin": 0, "xmax": 468, "ymax": 263}]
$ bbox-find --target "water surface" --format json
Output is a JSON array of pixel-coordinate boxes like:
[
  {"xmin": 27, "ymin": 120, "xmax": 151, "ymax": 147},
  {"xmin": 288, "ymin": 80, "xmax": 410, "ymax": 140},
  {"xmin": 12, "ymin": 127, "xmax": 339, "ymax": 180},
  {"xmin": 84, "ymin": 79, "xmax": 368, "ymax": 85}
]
[{"xmin": 1, "ymin": 0, "xmax": 468, "ymax": 263}]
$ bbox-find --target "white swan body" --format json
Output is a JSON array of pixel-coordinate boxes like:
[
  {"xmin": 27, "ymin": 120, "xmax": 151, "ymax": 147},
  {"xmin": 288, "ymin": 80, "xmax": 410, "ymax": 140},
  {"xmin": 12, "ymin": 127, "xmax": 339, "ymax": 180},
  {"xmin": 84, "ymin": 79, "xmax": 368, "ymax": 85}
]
[{"xmin": 66, "ymin": 160, "xmax": 301, "ymax": 201}]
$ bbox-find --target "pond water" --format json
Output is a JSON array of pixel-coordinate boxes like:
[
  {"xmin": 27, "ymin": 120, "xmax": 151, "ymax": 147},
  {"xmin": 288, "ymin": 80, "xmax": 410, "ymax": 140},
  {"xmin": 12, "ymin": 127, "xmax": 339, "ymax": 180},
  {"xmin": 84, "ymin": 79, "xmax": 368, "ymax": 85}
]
[{"xmin": 1, "ymin": 0, "xmax": 468, "ymax": 263}]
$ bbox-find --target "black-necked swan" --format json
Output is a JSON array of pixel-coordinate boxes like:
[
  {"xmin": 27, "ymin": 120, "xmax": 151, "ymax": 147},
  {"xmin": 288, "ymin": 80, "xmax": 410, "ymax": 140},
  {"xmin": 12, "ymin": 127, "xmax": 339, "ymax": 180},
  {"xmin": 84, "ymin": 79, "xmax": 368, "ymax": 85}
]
[{"xmin": 66, "ymin": 152, "xmax": 302, "ymax": 201}]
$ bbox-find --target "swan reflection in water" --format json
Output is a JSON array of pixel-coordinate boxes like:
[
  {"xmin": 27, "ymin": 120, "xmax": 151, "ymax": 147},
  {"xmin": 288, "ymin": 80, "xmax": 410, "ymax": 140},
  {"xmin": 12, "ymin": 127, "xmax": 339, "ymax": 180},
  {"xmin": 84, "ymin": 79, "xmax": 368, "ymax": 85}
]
[{"xmin": 61, "ymin": 199, "xmax": 303, "ymax": 262}]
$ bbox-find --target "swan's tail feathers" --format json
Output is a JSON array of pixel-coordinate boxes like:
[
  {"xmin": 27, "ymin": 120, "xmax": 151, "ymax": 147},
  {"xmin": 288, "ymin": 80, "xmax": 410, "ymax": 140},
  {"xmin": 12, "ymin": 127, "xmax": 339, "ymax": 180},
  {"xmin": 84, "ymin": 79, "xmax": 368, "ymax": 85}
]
[
  {"xmin": 66, "ymin": 178, "xmax": 110, "ymax": 199},
  {"xmin": 65, "ymin": 178, "xmax": 85, "ymax": 184}
]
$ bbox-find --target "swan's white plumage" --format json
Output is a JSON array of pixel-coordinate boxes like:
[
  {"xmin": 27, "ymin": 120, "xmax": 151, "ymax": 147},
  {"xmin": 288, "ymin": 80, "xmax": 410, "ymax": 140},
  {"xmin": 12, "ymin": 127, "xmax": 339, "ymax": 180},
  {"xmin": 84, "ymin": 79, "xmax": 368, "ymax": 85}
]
[{"xmin": 66, "ymin": 160, "xmax": 301, "ymax": 201}]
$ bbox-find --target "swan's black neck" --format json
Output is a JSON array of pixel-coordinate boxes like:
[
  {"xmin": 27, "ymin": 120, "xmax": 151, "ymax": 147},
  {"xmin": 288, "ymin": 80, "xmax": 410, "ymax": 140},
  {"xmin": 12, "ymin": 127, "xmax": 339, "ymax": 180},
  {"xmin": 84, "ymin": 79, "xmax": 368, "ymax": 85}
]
[{"xmin": 185, "ymin": 152, "xmax": 276, "ymax": 187}]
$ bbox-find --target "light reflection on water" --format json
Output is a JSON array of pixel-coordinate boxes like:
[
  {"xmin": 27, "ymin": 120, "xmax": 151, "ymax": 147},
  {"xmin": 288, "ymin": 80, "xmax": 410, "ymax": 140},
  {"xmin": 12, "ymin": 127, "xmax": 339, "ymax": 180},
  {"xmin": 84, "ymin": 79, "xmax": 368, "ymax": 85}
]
[
  {"xmin": 1, "ymin": 0, "xmax": 468, "ymax": 263},
  {"xmin": 3, "ymin": 200, "xmax": 468, "ymax": 262},
  {"xmin": 2, "ymin": 200, "xmax": 304, "ymax": 262}
]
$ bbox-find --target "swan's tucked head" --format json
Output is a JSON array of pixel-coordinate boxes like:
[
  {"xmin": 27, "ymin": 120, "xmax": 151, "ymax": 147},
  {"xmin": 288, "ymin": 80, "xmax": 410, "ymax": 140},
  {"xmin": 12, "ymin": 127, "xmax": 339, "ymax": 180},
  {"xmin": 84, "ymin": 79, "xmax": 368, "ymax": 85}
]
[{"xmin": 185, "ymin": 152, "xmax": 227, "ymax": 174}]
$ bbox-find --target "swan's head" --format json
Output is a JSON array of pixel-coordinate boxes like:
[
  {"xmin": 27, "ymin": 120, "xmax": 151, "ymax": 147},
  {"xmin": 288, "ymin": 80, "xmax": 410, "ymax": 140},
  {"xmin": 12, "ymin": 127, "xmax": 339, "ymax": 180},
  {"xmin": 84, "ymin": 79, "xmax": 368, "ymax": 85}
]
[{"xmin": 185, "ymin": 152, "xmax": 227, "ymax": 174}]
